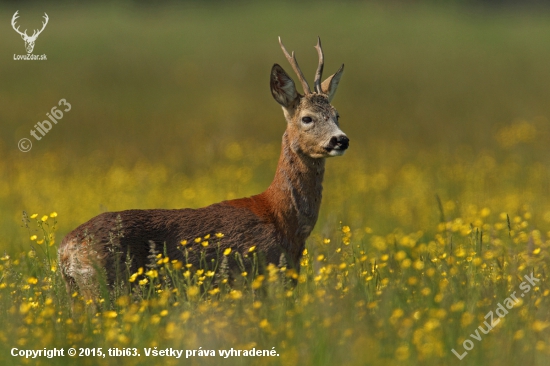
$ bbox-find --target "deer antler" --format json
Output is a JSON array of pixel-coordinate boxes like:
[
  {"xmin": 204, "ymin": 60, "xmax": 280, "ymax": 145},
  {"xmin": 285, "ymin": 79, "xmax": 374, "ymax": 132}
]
[
  {"xmin": 313, "ymin": 37, "xmax": 325, "ymax": 94},
  {"xmin": 278, "ymin": 37, "xmax": 311, "ymax": 95},
  {"xmin": 11, "ymin": 11, "xmax": 28, "ymax": 38},
  {"xmin": 30, "ymin": 13, "xmax": 49, "ymax": 39}
]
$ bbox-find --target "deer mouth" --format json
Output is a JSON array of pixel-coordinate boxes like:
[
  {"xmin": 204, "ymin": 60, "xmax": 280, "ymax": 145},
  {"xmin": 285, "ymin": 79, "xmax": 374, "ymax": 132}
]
[{"xmin": 325, "ymin": 146, "xmax": 347, "ymax": 156}]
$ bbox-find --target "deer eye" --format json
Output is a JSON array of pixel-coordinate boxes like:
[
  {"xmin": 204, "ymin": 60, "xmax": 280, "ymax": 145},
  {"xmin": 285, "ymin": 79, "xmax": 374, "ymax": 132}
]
[{"xmin": 301, "ymin": 116, "xmax": 313, "ymax": 124}]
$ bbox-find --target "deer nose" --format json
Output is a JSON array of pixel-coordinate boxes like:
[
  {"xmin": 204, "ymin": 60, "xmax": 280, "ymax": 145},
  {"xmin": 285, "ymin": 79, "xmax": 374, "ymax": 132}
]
[{"xmin": 330, "ymin": 135, "xmax": 349, "ymax": 150}]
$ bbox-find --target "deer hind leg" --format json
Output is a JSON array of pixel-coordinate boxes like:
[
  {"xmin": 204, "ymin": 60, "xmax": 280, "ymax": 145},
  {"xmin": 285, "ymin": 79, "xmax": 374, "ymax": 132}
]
[{"xmin": 58, "ymin": 239, "xmax": 102, "ymax": 313}]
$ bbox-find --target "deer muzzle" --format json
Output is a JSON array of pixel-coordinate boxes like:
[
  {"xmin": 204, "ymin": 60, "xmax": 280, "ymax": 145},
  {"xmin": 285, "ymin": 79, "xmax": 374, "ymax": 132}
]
[{"xmin": 325, "ymin": 135, "xmax": 349, "ymax": 156}]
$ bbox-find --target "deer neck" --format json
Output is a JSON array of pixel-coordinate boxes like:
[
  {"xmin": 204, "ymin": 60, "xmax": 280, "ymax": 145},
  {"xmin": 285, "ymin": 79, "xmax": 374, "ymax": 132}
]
[{"xmin": 265, "ymin": 131, "xmax": 325, "ymax": 243}]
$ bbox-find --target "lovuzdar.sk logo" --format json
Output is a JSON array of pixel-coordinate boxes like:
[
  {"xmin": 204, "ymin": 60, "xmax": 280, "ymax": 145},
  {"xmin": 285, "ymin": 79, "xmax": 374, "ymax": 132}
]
[{"xmin": 12, "ymin": 10, "xmax": 48, "ymax": 61}]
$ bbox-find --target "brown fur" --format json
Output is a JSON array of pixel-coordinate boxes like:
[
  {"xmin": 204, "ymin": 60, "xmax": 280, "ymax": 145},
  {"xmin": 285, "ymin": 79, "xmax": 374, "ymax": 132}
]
[{"xmin": 58, "ymin": 38, "xmax": 349, "ymax": 301}]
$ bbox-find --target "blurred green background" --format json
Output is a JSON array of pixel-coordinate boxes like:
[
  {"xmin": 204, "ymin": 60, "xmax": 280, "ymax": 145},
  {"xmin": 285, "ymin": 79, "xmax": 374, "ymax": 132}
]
[{"xmin": 2, "ymin": 1, "xmax": 550, "ymax": 248}]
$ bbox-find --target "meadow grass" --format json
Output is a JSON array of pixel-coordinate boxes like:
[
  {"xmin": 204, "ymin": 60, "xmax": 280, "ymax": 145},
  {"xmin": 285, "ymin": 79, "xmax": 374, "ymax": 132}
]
[{"xmin": 2, "ymin": 2, "xmax": 550, "ymax": 365}]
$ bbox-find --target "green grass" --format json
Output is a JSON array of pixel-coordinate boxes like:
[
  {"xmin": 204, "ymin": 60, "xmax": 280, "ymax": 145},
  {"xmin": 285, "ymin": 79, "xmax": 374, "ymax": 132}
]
[{"xmin": 2, "ymin": 2, "xmax": 550, "ymax": 365}]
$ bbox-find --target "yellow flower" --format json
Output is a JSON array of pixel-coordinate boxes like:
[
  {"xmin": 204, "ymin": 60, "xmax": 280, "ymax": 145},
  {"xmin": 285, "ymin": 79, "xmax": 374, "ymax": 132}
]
[
  {"xmin": 514, "ymin": 330, "xmax": 525, "ymax": 340},
  {"xmin": 413, "ymin": 260, "xmax": 424, "ymax": 270},
  {"xmin": 150, "ymin": 315, "xmax": 161, "ymax": 325},
  {"xmin": 180, "ymin": 240, "xmax": 188, "ymax": 246},
  {"xmin": 103, "ymin": 311, "xmax": 118, "ymax": 318},
  {"xmin": 41, "ymin": 215, "xmax": 49, "ymax": 222},
  {"xmin": 223, "ymin": 248, "xmax": 232, "ymax": 256},
  {"xmin": 395, "ymin": 251, "xmax": 406, "ymax": 261},
  {"xmin": 194, "ymin": 237, "xmax": 202, "ymax": 243},
  {"xmin": 201, "ymin": 241, "xmax": 209, "ymax": 247},
  {"xmin": 342, "ymin": 226, "xmax": 351, "ymax": 233},
  {"xmin": 215, "ymin": 233, "xmax": 224, "ymax": 238},
  {"xmin": 159, "ymin": 310, "xmax": 168, "ymax": 317},
  {"xmin": 187, "ymin": 286, "xmax": 199, "ymax": 298},
  {"xmin": 391, "ymin": 309, "xmax": 404, "ymax": 319},
  {"xmin": 139, "ymin": 278, "xmax": 148, "ymax": 286},
  {"xmin": 532, "ymin": 321, "xmax": 550, "ymax": 332},
  {"xmin": 230, "ymin": 290, "xmax": 243, "ymax": 300},
  {"xmin": 30, "ymin": 235, "xmax": 37, "ymax": 241},
  {"xmin": 252, "ymin": 275, "xmax": 265, "ymax": 289},
  {"xmin": 180, "ymin": 311, "xmax": 190, "ymax": 322},
  {"xmin": 249, "ymin": 246, "xmax": 256, "ymax": 252},
  {"xmin": 461, "ymin": 312, "xmax": 474, "ymax": 327},
  {"xmin": 49, "ymin": 212, "xmax": 58, "ymax": 218},
  {"xmin": 450, "ymin": 301, "xmax": 465, "ymax": 312},
  {"xmin": 30, "ymin": 214, "xmax": 38, "ymax": 219},
  {"xmin": 146, "ymin": 270, "xmax": 158, "ymax": 278},
  {"xmin": 204, "ymin": 234, "xmax": 210, "ymax": 239}
]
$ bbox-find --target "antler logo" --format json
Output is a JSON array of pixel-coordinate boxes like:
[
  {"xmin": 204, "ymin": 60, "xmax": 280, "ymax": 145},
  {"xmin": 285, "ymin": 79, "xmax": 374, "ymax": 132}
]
[{"xmin": 11, "ymin": 11, "xmax": 49, "ymax": 54}]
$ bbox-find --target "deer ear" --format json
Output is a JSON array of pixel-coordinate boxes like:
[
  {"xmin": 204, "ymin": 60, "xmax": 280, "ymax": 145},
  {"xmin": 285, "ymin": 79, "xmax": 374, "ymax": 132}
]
[
  {"xmin": 321, "ymin": 64, "xmax": 344, "ymax": 102},
  {"xmin": 270, "ymin": 64, "xmax": 299, "ymax": 108}
]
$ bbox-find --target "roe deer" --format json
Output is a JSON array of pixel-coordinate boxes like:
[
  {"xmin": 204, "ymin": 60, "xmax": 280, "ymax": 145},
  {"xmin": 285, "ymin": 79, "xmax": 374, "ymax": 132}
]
[{"xmin": 58, "ymin": 37, "xmax": 349, "ymax": 300}]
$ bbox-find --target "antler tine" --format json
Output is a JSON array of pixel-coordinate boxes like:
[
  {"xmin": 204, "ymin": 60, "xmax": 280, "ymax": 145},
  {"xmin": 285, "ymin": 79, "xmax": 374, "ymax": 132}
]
[
  {"xmin": 313, "ymin": 37, "xmax": 324, "ymax": 94},
  {"xmin": 11, "ymin": 10, "xmax": 28, "ymax": 37},
  {"xmin": 278, "ymin": 37, "xmax": 311, "ymax": 95},
  {"xmin": 11, "ymin": 10, "xmax": 19, "ymax": 25},
  {"xmin": 34, "ymin": 13, "xmax": 49, "ymax": 37}
]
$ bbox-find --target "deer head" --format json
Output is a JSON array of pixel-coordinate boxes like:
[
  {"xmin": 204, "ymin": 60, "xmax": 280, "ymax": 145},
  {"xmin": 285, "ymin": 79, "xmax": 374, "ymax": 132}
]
[
  {"xmin": 271, "ymin": 37, "xmax": 348, "ymax": 159},
  {"xmin": 11, "ymin": 11, "xmax": 49, "ymax": 54}
]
